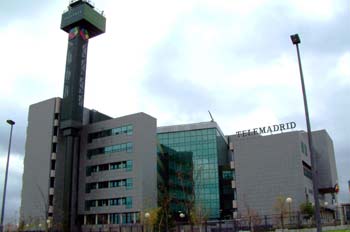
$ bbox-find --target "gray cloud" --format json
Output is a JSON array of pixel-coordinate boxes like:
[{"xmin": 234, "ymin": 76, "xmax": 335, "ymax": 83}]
[
  {"xmin": 0, "ymin": 102, "xmax": 28, "ymax": 156},
  {"xmin": 0, "ymin": 1, "xmax": 53, "ymax": 26},
  {"xmin": 142, "ymin": 0, "xmax": 350, "ymax": 204}
]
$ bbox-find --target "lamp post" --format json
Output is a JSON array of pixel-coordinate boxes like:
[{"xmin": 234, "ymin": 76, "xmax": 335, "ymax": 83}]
[
  {"xmin": 47, "ymin": 218, "xmax": 51, "ymax": 232},
  {"xmin": 290, "ymin": 34, "xmax": 322, "ymax": 232},
  {"xmin": 179, "ymin": 212, "xmax": 185, "ymax": 232},
  {"xmin": 286, "ymin": 197, "xmax": 293, "ymax": 225},
  {"xmin": 144, "ymin": 212, "xmax": 150, "ymax": 232},
  {"xmin": 0, "ymin": 119, "xmax": 15, "ymax": 232}
]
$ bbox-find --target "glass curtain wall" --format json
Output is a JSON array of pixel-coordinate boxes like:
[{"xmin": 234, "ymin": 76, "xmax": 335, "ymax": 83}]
[{"xmin": 157, "ymin": 128, "xmax": 228, "ymax": 219}]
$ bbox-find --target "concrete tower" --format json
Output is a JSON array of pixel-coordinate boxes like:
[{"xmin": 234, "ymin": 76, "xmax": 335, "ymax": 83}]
[{"xmin": 56, "ymin": 1, "xmax": 106, "ymax": 231}]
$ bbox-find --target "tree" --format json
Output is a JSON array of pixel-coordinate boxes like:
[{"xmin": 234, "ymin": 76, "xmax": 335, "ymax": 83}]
[
  {"xmin": 242, "ymin": 195, "xmax": 262, "ymax": 232},
  {"xmin": 300, "ymin": 202, "xmax": 314, "ymax": 219},
  {"xmin": 274, "ymin": 196, "xmax": 289, "ymax": 229}
]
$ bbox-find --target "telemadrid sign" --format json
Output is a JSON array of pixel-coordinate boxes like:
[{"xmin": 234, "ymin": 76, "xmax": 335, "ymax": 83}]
[{"xmin": 236, "ymin": 122, "xmax": 296, "ymax": 137}]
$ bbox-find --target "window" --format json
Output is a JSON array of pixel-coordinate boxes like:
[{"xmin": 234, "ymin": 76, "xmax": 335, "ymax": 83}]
[
  {"xmin": 126, "ymin": 160, "xmax": 133, "ymax": 171},
  {"xmin": 85, "ymin": 183, "xmax": 97, "ymax": 193},
  {"xmin": 301, "ymin": 142, "xmax": 308, "ymax": 156},
  {"xmin": 302, "ymin": 161, "xmax": 312, "ymax": 179},
  {"xmin": 110, "ymin": 213, "xmax": 120, "ymax": 224},
  {"xmin": 127, "ymin": 143, "xmax": 133, "ymax": 153},
  {"xmin": 86, "ymin": 215, "xmax": 95, "ymax": 224},
  {"xmin": 126, "ymin": 178, "xmax": 133, "ymax": 190},
  {"xmin": 97, "ymin": 214, "xmax": 108, "ymax": 224},
  {"xmin": 222, "ymin": 170, "xmax": 234, "ymax": 180},
  {"xmin": 125, "ymin": 197, "xmax": 132, "ymax": 209},
  {"xmin": 85, "ymin": 200, "xmax": 96, "ymax": 211},
  {"xmin": 87, "ymin": 142, "xmax": 133, "ymax": 159},
  {"xmin": 98, "ymin": 181, "xmax": 108, "ymax": 189},
  {"xmin": 89, "ymin": 125, "xmax": 133, "ymax": 143},
  {"xmin": 98, "ymin": 199, "xmax": 108, "ymax": 207}
]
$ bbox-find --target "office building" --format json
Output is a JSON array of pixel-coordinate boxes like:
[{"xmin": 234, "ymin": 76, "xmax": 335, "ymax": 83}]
[
  {"xmin": 157, "ymin": 122, "xmax": 235, "ymax": 219},
  {"xmin": 21, "ymin": 98, "xmax": 158, "ymax": 231},
  {"xmin": 227, "ymin": 130, "xmax": 338, "ymax": 217}
]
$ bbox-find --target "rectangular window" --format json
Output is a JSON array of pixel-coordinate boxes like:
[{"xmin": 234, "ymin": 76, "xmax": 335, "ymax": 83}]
[
  {"xmin": 97, "ymin": 214, "xmax": 108, "ymax": 224},
  {"xmin": 89, "ymin": 124, "xmax": 133, "ymax": 143},
  {"xmin": 87, "ymin": 142, "xmax": 133, "ymax": 158},
  {"xmin": 302, "ymin": 161, "xmax": 312, "ymax": 179},
  {"xmin": 110, "ymin": 213, "xmax": 120, "ymax": 224},
  {"xmin": 98, "ymin": 181, "xmax": 108, "ymax": 189},
  {"xmin": 127, "ymin": 143, "xmax": 133, "ymax": 153},
  {"xmin": 125, "ymin": 197, "xmax": 132, "ymax": 209},
  {"xmin": 126, "ymin": 178, "xmax": 133, "ymax": 190},
  {"xmin": 126, "ymin": 160, "xmax": 133, "ymax": 171},
  {"xmin": 222, "ymin": 170, "xmax": 234, "ymax": 180},
  {"xmin": 98, "ymin": 199, "xmax": 108, "ymax": 207}
]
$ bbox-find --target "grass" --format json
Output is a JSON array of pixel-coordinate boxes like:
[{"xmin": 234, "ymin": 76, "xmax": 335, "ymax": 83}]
[{"xmin": 326, "ymin": 230, "xmax": 350, "ymax": 232}]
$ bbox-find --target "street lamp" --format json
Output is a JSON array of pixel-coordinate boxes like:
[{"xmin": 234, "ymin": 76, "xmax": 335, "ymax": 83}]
[
  {"xmin": 290, "ymin": 33, "xmax": 322, "ymax": 232},
  {"xmin": 144, "ymin": 212, "xmax": 150, "ymax": 232},
  {"xmin": 47, "ymin": 219, "xmax": 51, "ymax": 232},
  {"xmin": 179, "ymin": 212, "xmax": 185, "ymax": 232},
  {"xmin": 286, "ymin": 197, "xmax": 293, "ymax": 225},
  {"xmin": 0, "ymin": 119, "xmax": 15, "ymax": 232}
]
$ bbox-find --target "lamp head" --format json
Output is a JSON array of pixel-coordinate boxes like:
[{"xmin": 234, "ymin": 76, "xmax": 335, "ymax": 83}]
[
  {"xmin": 6, "ymin": 119, "xmax": 15, "ymax": 125},
  {"xmin": 290, "ymin": 34, "xmax": 301, "ymax": 45}
]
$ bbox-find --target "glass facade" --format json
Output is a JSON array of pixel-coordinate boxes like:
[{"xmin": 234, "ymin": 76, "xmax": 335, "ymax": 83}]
[{"xmin": 157, "ymin": 127, "xmax": 228, "ymax": 219}]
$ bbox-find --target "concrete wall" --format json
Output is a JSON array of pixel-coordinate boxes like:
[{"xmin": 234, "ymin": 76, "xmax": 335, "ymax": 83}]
[
  {"xmin": 312, "ymin": 130, "xmax": 338, "ymax": 190},
  {"xmin": 20, "ymin": 98, "xmax": 58, "ymax": 224},
  {"xmin": 229, "ymin": 131, "xmax": 312, "ymax": 216}
]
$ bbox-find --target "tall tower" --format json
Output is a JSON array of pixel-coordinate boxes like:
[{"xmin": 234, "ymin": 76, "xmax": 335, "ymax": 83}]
[{"xmin": 56, "ymin": 1, "xmax": 105, "ymax": 231}]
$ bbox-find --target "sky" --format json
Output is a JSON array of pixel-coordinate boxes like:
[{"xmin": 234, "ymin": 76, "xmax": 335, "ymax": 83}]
[{"xmin": 0, "ymin": 0, "xmax": 349, "ymax": 224}]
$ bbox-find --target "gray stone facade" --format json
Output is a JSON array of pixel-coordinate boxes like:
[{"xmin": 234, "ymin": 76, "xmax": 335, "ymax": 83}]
[
  {"xmin": 227, "ymin": 130, "xmax": 338, "ymax": 217},
  {"xmin": 79, "ymin": 112, "xmax": 157, "ymax": 226},
  {"xmin": 20, "ymin": 97, "xmax": 60, "ymax": 228}
]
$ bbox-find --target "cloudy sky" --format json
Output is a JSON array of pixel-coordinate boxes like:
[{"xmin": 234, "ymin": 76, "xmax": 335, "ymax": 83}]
[{"xmin": 0, "ymin": 0, "xmax": 349, "ymax": 224}]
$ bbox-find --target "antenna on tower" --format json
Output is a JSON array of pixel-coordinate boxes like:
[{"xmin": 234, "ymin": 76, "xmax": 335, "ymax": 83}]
[{"xmin": 208, "ymin": 110, "xmax": 215, "ymax": 122}]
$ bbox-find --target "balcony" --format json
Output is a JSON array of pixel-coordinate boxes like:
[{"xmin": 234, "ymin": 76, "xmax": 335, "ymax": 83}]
[
  {"xmin": 49, "ymin": 188, "xmax": 54, "ymax": 195},
  {"xmin": 51, "ymin": 153, "xmax": 56, "ymax": 160},
  {"xmin": 230, "ymin": 161, "xmax": 235, "ymax": 169}
]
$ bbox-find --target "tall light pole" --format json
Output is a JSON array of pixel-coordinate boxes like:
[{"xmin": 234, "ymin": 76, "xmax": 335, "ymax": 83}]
[
  {"xmin": 0, "ymin": 119, "xmax": 15, "ymax": 232},
  {"xmin": 286, "ymin": 197, "xmax": 292, "ymax": 225},
  {"xmin": 290, "ymin": 34, "xmax": 322, "ymax": 232}
]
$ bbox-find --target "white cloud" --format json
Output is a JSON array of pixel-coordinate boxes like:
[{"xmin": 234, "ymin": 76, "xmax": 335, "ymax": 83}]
[
  {"xmin": 286, "ymin": 0, "xmax": 345, "ymax": 21},
  {"xmin": 335, "ymin": 52, "xmax": 350, "ymax": 84}
]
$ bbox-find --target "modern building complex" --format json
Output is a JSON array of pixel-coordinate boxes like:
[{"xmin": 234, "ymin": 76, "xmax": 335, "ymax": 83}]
[
  {"xmin": 20, "ymin": 98, "xmax": 340, "ymax": 231},
  {"xmin": 19, "ymin": 0, "xmax": 341, "ymax": 231}
]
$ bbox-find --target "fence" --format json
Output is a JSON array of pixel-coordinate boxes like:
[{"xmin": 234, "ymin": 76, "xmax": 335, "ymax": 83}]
[
  {"xmin": 169, "ymin": 212, "xmax": 341, "ymax": 232},
  {"xmin": 18, "ymin": 212, "xmax": 342, "ymax": 232}
]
